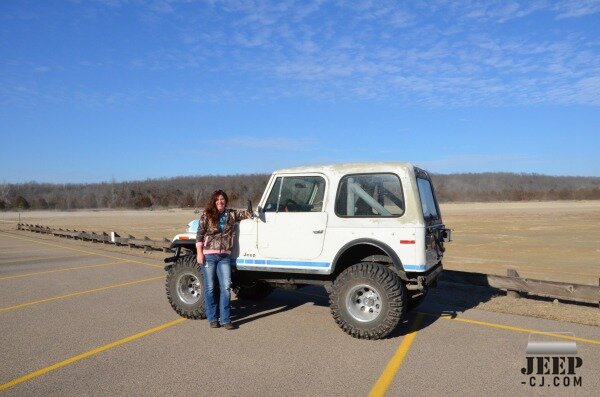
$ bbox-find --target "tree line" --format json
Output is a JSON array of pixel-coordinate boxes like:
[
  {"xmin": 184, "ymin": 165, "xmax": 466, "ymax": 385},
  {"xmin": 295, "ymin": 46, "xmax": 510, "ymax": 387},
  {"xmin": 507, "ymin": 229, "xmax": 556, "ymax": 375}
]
[
  {"xmin": 431, "ymin": 173, "xmax": 600, "ymax": 202},
  {"xmin": 1, "ymin": 172, "xmax": 599, "ymax": 211}
]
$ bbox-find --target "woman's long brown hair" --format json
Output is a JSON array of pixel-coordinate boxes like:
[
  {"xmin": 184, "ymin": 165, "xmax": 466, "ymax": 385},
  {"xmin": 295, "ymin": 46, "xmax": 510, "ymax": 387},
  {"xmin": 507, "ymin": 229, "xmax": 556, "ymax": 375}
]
[{"xmin": 204, "ymin": 190, "xmax": 228, "ymax": 228}]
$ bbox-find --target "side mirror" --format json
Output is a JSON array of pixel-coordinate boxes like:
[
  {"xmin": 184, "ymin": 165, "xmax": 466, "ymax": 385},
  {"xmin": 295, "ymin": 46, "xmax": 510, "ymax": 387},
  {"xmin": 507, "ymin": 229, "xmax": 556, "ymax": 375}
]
[{"xmin": 246, "ymin": 199, "xmax": 253, "ymax": 213}]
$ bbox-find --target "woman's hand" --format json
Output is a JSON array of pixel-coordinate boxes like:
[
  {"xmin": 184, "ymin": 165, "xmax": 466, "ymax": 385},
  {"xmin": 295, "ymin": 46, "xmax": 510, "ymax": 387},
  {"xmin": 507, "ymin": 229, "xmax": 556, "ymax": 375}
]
[{"xmin": 197, "ymin": 253, "xmax": 205, "ymax": 266}]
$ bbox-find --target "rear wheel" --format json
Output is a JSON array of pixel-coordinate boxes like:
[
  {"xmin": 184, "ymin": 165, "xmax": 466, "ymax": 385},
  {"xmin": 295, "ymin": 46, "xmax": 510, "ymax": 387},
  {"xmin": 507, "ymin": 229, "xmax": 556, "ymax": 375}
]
[
  {"xmin": 165, "ymin": 254, "xmax": 205, "ymax": 319},
  {"xmin": 330, "ymin": 263, "xmax": 406, "ymax": 340}
]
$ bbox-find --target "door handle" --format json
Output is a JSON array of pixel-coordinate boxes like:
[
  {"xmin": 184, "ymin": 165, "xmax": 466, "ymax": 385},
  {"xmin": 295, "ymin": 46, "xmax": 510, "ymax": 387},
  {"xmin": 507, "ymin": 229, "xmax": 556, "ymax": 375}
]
[{"xmin": 313, "ymin": 230, "xmax": 324, "ymax": 234}]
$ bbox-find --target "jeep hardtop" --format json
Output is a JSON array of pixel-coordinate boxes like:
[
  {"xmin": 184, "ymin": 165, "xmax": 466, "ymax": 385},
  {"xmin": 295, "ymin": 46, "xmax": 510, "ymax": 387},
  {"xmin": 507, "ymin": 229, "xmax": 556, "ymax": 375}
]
[{"xmin": 164, "ymin": 162, "xmax": 450, "ymax": 339}]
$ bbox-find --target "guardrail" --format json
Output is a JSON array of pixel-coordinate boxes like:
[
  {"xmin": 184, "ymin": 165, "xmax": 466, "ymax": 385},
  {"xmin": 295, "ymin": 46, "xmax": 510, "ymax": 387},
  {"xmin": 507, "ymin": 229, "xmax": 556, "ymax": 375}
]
[
  {"xmin": 17, "ymin": 223, "xmax": 172, "ymax": 252},
  {"xmin": 441, "ymin": 269, "xmax": 599, "ymax": 307},
  {"xmin": 14, "ymin": 223, "xmax": 600, "ymax": 306}
]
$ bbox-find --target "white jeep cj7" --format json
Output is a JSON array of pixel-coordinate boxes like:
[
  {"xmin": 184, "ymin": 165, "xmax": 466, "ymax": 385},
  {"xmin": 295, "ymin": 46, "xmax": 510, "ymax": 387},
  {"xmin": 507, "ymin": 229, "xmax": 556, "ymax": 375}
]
[{"xmin": 164, "ymin": 162, "xmax": 451, "ymax": 339}]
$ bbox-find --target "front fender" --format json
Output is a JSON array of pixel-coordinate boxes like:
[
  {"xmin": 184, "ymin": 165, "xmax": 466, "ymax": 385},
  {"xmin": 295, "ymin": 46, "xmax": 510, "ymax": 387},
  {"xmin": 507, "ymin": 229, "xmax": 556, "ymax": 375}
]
[
  {"xmin": 169, "ymin": 239, "xmax": 197, "ymax": 251},
  {"xmin": 164, "ymin": 239, "xmax": 197, "ymax": 269}
]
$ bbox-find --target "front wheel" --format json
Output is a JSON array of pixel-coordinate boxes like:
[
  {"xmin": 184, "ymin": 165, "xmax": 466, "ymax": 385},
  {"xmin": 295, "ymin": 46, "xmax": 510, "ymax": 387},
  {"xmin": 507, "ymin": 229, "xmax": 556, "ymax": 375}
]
[
  {"xmin": 165, "ymin": 254, "xmax": 206, "ymax": 319},
  {"xmin": 330, "ymin": 263, "xmax": 407, "ymax": 339}
]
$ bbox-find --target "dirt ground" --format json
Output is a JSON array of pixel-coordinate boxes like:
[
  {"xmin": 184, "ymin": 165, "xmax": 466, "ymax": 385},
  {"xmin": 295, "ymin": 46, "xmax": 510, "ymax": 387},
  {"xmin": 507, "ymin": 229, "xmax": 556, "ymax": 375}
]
[
  {"xmin": 0, "ymin": 208, "xmax": 195, "ymax": 242},
  {"xmin": 441, "ymin": 201, "xmax": 600, "ymax": 285},
  {"xmin": 2, "ymin": 200, "xmax": 599, "ymax": 285},
  {"xmin": 428, "ymin": 281, "xmax": 600, "ymax": 327}
]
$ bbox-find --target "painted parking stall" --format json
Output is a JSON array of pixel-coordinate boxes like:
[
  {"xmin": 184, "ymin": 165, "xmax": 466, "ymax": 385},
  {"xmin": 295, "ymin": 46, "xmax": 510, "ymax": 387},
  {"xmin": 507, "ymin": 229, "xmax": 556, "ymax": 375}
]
[{"xmin": 0, "ymin": 230, "xmax": 598, "ymax": 395}]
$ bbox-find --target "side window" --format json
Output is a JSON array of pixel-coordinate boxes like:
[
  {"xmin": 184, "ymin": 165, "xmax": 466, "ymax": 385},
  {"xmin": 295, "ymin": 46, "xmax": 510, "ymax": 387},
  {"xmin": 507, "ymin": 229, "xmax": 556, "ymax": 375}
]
[
  {"xmin": 263, "ymin": 177, "xmax": 282, "ymax": 212},
  {"xmin": 264, "ymin": 176, "xmax": 326, "ymax": 212},
  {"xmin": 335, "ymin": 173, "xmax": 404, "ymax": 217},
  {"xmin": 417, "ymin": 178, "xmax": 439, "ymax": 219}
]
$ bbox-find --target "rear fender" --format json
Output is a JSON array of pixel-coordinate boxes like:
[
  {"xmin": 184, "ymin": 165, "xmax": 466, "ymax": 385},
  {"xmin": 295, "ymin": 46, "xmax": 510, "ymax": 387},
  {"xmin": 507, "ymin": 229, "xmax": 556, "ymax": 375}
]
[{"xmin": 331, "ymin": 238, "xmax": 408, "ymax": 280}]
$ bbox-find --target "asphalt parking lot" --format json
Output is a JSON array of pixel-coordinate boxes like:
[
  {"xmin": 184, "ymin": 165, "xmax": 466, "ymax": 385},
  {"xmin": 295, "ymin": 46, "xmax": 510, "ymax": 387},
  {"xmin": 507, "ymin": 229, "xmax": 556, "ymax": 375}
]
[{"xmin": 1, "ymin": 230, "xmax": 598, "ymax": 396}]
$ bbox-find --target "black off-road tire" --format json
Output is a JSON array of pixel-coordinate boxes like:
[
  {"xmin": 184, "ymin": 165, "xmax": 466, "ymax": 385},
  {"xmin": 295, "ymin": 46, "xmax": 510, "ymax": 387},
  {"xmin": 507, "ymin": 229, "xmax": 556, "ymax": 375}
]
[
  {"xmin": 330, "ymin": 262, "xmax": 407, "ymax": 340},
  {"xmin": 234, "ymin": 280, "xmax": 274, "ymax": 301},
  {"xmin": 165, "ymin": 254, "xmax": 206, "ymax": 319}
]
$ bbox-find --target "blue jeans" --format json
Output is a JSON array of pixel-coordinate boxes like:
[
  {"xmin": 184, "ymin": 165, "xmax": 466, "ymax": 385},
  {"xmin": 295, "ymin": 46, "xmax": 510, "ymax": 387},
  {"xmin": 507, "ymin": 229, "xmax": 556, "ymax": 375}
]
[{"xmin": 201, "ymin": 254, "xmax": 232, "ymax": 324}]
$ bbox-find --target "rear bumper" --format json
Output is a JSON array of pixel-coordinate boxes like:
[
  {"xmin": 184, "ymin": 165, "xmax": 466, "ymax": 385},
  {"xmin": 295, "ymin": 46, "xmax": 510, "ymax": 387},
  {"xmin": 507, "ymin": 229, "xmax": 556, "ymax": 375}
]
[
  {"xmin": 405, "ymin": 262, "xmax": 443, "ymax": 290},
  {"xmin": 423, "ymin": 262, "xmax": 443, "ymax": 286}
]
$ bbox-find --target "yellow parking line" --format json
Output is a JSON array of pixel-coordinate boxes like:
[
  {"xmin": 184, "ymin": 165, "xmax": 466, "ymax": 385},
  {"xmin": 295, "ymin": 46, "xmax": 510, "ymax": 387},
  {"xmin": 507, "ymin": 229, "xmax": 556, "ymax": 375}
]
[
  {"xmin": 287, "ymin": 291, "xmax": 600, "ymax": 346},
  {"xmin": 421, "ymin": 312, "xmax": 600, "ymax": 345},
  {"xmin": 0, "ymin": 231, "xmax": 164, "ymax": 269},
  {"xmin": 0, "ymin": 248, "xmax": 65, "ymax": 255},
  {"xmin": 0, "ymin": 254, "xmax": 86, "ymax": 265},
  {"xmin": 0, "ymin": 260, "xmax": 129, "ymax": 280},
  {"xmin": 369, "ymin": 313, "xmax": 424, "ymax": 397},
  {"xmin": 0, "ymin": 276, "xmax": 163, "ymax": 313},
  {"xmin": 0, "ymin": 317, "xmax": 186, "ymax": 392}
]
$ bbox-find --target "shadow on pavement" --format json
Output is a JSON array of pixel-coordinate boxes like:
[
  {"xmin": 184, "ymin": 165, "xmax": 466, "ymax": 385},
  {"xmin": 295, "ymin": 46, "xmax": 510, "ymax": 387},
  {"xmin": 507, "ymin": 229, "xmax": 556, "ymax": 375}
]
[
  {"xmin": 231, "ymin": 281, "xmax": 501, "ymax": 339},
  {"xmin": 388, "ymin": 280, "xmax": 502, "ymax": 337},
  {"xmin": 230, "ymin": 287, "xmax": 329, "ymax": 326}
]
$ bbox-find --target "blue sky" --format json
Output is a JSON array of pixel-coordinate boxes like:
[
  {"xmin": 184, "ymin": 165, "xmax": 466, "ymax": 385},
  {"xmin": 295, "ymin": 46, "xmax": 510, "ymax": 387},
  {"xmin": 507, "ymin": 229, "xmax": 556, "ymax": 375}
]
[{"xmin": 1, "ymin": 0, "xmax": 599, "ymax": 183}]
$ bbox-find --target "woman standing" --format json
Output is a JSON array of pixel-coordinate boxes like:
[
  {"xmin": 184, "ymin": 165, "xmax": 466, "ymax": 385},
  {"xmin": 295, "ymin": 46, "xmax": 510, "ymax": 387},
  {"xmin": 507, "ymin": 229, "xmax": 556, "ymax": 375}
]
[{"xmin": 196, "ymin": 190, "xmax": 252, "ymax": 330}]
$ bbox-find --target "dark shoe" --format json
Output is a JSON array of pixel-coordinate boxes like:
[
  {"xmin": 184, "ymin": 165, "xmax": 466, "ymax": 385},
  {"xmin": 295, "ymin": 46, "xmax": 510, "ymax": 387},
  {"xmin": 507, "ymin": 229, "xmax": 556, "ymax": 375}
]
[
  {"xmin": 210, "ymin": 322, "xmax": 220, "ymax": 328},
  {"xmin": 222, "ymin": 323, "xmax": 236, "ymax": 330}
]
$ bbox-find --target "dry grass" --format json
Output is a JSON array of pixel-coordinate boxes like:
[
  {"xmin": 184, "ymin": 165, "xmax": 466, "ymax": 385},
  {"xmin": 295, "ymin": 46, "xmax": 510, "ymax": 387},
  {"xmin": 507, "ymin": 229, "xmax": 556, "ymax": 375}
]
[
  {"xmin": 0, "ymin": 208, "xmax": 195, "ymax": 241},
  {"xmin": 440, "ymin": 200, "xmax": 600, "ymax": 285}
]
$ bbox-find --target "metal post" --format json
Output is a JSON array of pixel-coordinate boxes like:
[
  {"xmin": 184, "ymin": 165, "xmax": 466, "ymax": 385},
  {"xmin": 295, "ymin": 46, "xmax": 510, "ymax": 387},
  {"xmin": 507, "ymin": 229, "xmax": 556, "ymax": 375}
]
[
  {"xmin": 507, "ymin": 268, "xmax": 520, "ymax": 298},
  {"xmin": 347, "ymin": 178, "xmax": 355, "ymax": 216}
]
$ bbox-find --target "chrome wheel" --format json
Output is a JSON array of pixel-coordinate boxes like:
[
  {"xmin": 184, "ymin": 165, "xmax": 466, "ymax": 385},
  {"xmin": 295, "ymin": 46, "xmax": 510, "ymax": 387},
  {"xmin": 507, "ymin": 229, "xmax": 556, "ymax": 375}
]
[
  {"xmin": 331, "ymin": 263, "xmax": 405, "ymax": 339},
  {"xmin": 346, "ymin": 284, "xmax": 382, "ymax": 322},
  {"xmin": 176, "ymin": 272, "xmax": 202, "ymax": 305}
]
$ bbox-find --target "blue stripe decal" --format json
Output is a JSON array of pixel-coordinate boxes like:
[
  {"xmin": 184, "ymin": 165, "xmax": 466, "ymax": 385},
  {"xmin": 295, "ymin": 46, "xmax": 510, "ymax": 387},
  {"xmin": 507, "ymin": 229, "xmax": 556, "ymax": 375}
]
[
  {"xmin": 237, "ymin": 259, "xmax": 427, "ymax": 271},
  {"xmin": 236, "ymin": 258, "xmax": 330, "ymax": 268},
  {"xmin": 402, "ymin": 264, "xmax": 428, "ymax": 271}
]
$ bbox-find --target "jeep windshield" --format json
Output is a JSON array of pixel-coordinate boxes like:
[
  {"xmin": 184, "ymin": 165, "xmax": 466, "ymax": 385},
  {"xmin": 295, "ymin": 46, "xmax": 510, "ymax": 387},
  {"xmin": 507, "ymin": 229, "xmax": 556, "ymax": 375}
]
[{"xmin": 416, "ymin": 177, "xmax": 441, "ymax": 225}]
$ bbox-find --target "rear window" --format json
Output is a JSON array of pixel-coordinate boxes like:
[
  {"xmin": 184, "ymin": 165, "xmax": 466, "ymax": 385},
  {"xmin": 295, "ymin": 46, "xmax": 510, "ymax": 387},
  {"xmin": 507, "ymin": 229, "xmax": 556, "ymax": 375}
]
[
  {"xmin": 335, "ymin": 173, "xmax": 404, "ymax": 217},
  {"xmin": 417, "ymin": 178, "xmax": 439, "ymax": 221}
]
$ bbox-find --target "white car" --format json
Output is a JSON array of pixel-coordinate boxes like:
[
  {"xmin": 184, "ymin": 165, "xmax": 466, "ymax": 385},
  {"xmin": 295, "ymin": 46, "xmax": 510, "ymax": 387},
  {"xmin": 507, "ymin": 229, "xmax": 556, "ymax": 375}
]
[{"xmin": 165, "ymin": 162, "xmax": 450, "ymax": 339}]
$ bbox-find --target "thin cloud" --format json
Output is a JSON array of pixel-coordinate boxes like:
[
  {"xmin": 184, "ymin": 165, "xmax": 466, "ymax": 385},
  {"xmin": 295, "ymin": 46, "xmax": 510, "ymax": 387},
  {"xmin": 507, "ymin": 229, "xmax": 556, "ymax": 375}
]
[
  {"xmin": 209, "ymin": 136, "xmax": 315, "ymax": 151},
  {"xmin": 2, "ymin": 0, "xmax": 599, "ymax": 108},
  {"xmin": 554, "ymin": 0, "xmax": 600, "ymax": 19}
]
